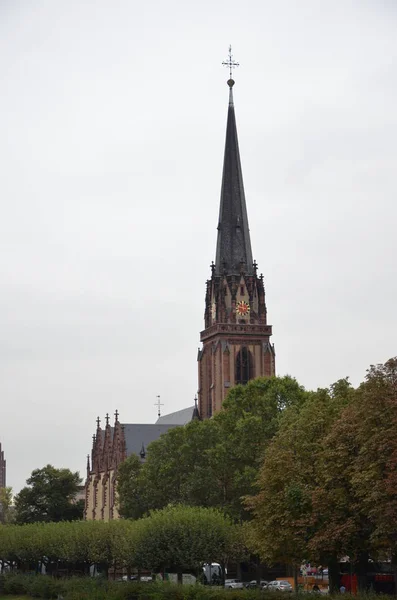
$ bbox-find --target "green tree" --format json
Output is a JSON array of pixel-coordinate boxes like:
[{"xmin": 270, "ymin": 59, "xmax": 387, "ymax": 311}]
[
  {"xmin": 117, "ymin": 376, "xmax": 308, "ymax": 522},
  {"xmin": 135, "ymin": 419, "xmax": 220, "ymax": 515},
  {"xmin": 0, "ymin": 487, "xmax": 15, "ymax": 524},
  {"xmin": 117, "ymin": 454, "xmax": 145, "ymax": 519},
  {"xmin": 133, "ymin": 505, "xmax": 242, "ymax": 581},
  {"xmin": 247, "ymin": 380, "xmax": 352, "ymax": 589},
  {"xmin": 208, "ymin": 376, "xmax": 309, "ymax": 520},
  {"xmin": 14, "ymin": 465, "xmax": 84, "ymax": 524}
]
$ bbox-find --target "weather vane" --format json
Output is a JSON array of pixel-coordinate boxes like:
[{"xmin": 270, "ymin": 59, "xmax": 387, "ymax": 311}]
[{"xmin": 222, "ymin": 45, "xmax": 239, "ymax": 80}]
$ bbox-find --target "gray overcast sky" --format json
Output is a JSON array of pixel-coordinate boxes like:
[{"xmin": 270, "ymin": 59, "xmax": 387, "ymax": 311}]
[{"xmin": 1, "ymin": 0, "xmax": 396, "ymax": 493}]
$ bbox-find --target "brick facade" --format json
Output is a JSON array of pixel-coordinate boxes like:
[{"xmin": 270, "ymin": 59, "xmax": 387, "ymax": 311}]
[{"xmin": 0, "ymin": 443, "xmax": 6, "ymax": 488}]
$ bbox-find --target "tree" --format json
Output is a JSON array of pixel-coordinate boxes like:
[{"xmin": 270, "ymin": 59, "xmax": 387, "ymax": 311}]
[
  {"xmin": 117, "ymin": 376, "xmax": 308, "ymax": 522},
  {"xmin": 14, "ymin": 465, "xmax": 84, "ymax": 524},
  {"xmin": 246, "ymin": 380, "xmax": 352, "ymax": 590},
  {"xmin": 117, "ymin": 454, "xmax": 145, "ymax": 520},
  {"xmin": 207, "ymin": 376, "xmax": 309, "ymax": 521},
  {"xmin": 307, "ymin": 361, "xmax": 397, "ymax": 591},
  {"xmin": 0, "ymin": 487, "xmax": 15, "ymax": 524},
  {"xmin": 133, "ymin": 505, "xmax": 242, "ymax": 581},
  {"xmin": 135, "ymin": 418, "xmax": 220, "ymax": 515}
]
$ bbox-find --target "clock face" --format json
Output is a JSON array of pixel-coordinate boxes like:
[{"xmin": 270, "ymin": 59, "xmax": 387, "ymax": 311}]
[{"xmin": 236, "ymin": 300, "xmax": 250, "ymax": 316}]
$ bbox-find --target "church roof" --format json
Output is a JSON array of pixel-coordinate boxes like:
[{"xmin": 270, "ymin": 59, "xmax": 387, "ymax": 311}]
[
  {"xmin": 215, "ymin": 79, "xmax": 253, "ymax": 276},
  {"xmin": 122, "ymin": 424, "xmax": 178, "ymax": 456},
  {"xmin": 155, "ymin": 406, "xmax": 196, "ymax": 425}
]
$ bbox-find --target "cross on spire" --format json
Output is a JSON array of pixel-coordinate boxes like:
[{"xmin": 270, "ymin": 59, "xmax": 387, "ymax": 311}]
[
  {"xmin": 222, "ymin": 45, "xmax": 239, "ymax": 80},
  {"xmin": 96, "ymin": 416, "xmax": 101, "ymax": 429},
  {"xmin": 114, "ymin": 409, "xmax": 119, "ymax": 422},
  {"xmin": 105, "ymin": 413, "xmax": 110, "ymax": 426},
  {"xmin": 154, "ymin": 395, "xmax": 164, "ymax": 418}
]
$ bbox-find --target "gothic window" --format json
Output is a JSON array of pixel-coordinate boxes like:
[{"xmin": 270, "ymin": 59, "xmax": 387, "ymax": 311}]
[
  {"xmin": 235, "ymin": 347, "xmax": 254, "ymax": 385},
  {"xmin": 207, "ymin": 394, "xmax": 212, "ymax": 418}
]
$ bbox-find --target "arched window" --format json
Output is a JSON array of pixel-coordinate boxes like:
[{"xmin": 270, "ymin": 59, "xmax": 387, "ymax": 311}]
[{"xmin": 235, "ymin": 347, "xmax": 254, "ymax": 385}]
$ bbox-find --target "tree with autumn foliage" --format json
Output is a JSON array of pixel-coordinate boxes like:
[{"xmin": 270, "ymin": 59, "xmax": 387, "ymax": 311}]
[
  {"xmin": 246, "ymin": 379, "xmax": 353, "ymax": 590},
  {"xmin": 247, "ymin": 358, "xmax": 397, "ymax": 592},
  {"xmin": 310, "ymin": 358, "xmax": 397, "ymax": 590}
]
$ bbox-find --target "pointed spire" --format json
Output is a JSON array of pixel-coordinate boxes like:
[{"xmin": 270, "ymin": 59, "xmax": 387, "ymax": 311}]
[
  {"xmin": 215, "ymin": 57, "xmax": 253, "ymax": 276},
  {"xmin": 192, "ymin": 395, "xmax": 201, "ymax": 420}
]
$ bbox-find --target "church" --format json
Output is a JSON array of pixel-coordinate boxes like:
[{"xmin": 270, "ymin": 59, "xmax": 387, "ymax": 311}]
[{"xmin": 84, "ymin": 51, "xmax": 275, "ymax": 520}]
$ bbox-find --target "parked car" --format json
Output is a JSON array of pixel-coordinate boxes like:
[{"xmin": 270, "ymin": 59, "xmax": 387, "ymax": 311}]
[
  {"xmin": 225, "ymin": 578, "xmax": 244, "ymax": 589},
  {"xmin": 246, "ymin": 580, "xmax": 269, "ymax": 589},
  {"xmin": 267, "ymin": 580, "xmax": 293, "ymax": 592}
]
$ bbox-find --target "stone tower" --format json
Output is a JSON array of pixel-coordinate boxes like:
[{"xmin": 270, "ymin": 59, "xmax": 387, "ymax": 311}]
[
  {"xmin": 197, "ymin": 75, "xmax": 275, "ymax": 419},
  {"xmin": 0, "ymin": 443, "xmax": 6, "ymax": 488}
]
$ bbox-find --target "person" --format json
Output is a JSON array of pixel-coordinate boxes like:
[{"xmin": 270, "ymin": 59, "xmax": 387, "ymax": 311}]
[
  {"xmin": 312, "ymin": 584, "xmax": 321, "ymax": 593},
  {"xmin": 340, "ymin": 584, "xmax": 346, "ymax": 594}
]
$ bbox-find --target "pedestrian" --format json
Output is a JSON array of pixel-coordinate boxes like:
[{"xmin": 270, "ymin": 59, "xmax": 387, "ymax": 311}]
[{"xmin": 340, "ymin": 585, "xmax": 346, "ymax": 594}]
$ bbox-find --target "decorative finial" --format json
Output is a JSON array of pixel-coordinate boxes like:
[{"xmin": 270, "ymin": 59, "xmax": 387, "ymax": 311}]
[
  {"xmin": 210, "ymin": 261, "xmax": 215, "ymax": 275},
  {"xmin": 253, "ymin": 260, "xmax": 258, "ymax": 275},
  {"xmin": 222, "ymin": 45, "xmax": 239, "ymax": 82},
  {"xmin": 194, "ymin": 395, "xmax": 198, "ymax": 408},
  {"xmin": 114, "ymin": 409, "xmax": 119, "ymax": 422},
  {"xmin": 154, "ymin": 395, "xmax": 164, "ymax": 418},
  {"xmin": 140, "ymin": 443, "xmax": 146, "ymax": 460},
  {"xmin": 96, "ymin": 416, "xmax": 101, "ymax": 429},
  {"xmin": 105, "ymin": 413, "xmax": 110, "ymax": 426}
]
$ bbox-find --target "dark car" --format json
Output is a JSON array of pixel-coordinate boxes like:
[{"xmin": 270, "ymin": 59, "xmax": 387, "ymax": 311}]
[{"xmin": 246, "ymin": 580, "xmax": 269, "ymax": 589}]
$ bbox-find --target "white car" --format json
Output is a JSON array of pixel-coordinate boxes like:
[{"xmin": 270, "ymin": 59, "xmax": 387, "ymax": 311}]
[
  {"xmin": 267, "ymin": 580, "xmax": 293, "ymax": 592},
  {"xmin": 225, "ymin": 578, "xmax": 244, "ymax": 589}
]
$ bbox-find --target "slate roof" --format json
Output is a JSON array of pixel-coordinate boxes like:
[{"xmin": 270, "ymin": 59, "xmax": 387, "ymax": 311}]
[
  {"xmin": 215, "ymin": 81, "xmax": 253, "ymax": 276},
  {"xmin": 155, "ymin": 406, "xmax": 196, "ymax": 426},
  {"xmin": 122, "ymin": 424, "xmax": 179, "ymax": 456}
]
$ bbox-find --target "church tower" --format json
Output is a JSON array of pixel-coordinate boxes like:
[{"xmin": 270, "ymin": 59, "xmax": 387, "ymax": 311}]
[{"xmin": 197, "ymin": 51, "xmax": 275, "ymax": 419}]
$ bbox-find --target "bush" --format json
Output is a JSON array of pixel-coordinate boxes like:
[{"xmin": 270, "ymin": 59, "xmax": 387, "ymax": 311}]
[
  {"xmin": 0, "ymin": 575, "xmax": 389, "ymax": 600},
  {"xmin": 2, "ymin": 572, "xmax": 35, "ymax": 595},
  {"xmin": 29, "ymin": 575, "xmax": 66, "ymax": 598}
]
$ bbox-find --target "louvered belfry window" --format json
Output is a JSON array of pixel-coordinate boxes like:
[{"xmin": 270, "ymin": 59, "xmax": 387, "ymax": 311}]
[{"xmin": 235, "ymin": 347, "xmax": 253, "ymax": 385}]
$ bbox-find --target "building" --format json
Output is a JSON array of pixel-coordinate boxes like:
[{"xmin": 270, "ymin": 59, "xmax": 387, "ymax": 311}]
[
  {"xmin": 85, "ymin": 58, "xmax": 276, "ymax": 519},
  {"xmin": 85, "ymin": 405, "xmax": 198, "ymax": 520},
  {"xmin": 197, "ymin": 72, "xmax": 275, "ymax": 419},
  {"xmin": 0, "ymin": 443, "xmax": 6, "ymax": 488}
]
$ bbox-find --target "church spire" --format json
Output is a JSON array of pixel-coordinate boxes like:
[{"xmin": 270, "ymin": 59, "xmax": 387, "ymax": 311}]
[
  {"xmin": 215, "ymin": 49, "xmax": 253, "ymax": 276},
  {"xmin": 197, "ymin": 50, "xmax": 275, "ymax": 419}
]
